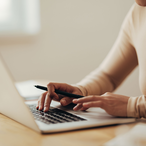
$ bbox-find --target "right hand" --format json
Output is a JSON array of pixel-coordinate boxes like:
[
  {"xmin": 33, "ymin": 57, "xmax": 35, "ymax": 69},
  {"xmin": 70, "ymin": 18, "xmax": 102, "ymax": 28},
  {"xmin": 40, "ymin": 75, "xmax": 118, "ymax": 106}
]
[{"xmin": 36, "ymin": 82, "xmax": 83, "ymax": 112}]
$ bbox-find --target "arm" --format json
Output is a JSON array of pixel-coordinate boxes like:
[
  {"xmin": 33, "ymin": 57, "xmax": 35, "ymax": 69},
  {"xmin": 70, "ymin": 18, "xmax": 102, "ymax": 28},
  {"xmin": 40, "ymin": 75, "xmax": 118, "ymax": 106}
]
[
  {"xmin": 73, "ymin": 94, "xmax": 146, "ymax": 118},
  {"xmin": 74, "ymin": 25, "xmax": 146, "ymax": 118},
  {"xmin": 76, "ymin": 5, "xmax": 138, "ymax": 96},
  {"xmin": 74, "ymin": 4, "xmax": 146, "ymax": 118},
  {"xmin": 37, "ymin": 4, "xmax": 141, "ymax": 117}
]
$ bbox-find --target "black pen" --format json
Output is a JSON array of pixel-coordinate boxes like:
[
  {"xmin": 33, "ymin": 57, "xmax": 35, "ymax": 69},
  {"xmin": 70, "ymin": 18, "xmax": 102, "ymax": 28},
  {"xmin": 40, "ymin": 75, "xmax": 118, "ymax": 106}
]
[{"xmin": 34, "ymin": 85, "xmax": 84, "ymax": 98}]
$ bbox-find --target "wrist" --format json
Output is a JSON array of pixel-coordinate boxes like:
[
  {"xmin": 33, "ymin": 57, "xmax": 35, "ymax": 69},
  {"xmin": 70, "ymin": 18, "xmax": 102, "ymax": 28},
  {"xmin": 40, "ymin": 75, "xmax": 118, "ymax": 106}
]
[{"xmin": 74, "ymin": 85, "xmax": 88, "ymax": 96}]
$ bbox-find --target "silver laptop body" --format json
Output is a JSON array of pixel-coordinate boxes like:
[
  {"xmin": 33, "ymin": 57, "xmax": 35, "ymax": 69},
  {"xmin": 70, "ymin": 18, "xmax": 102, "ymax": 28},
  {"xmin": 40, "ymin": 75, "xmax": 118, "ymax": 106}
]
[{"xmin": 0, "ymin": 55, "xmax": 136, "ymax": 133}]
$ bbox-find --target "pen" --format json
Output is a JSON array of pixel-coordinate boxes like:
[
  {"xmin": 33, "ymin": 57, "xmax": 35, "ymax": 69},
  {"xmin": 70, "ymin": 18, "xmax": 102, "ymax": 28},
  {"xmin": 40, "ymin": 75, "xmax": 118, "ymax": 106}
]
[{"xmin": 34, "ymin": 85, "xmax": 84, "ymax": 98}]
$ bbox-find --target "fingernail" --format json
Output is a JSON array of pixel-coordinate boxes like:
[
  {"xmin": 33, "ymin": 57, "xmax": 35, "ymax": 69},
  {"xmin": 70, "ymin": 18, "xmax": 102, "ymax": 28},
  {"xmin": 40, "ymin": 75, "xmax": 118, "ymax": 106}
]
[
  {"xmin": 73, "ymin": 99, "xmax": 78, "ymax": 103},
  {"xmin": 73, "ymin": 107, "xmax": 76, "ymax": 111},
  {"xmin": 73, "ymin": 107, "xmax": 77, "ymax": 111},
  {"xmin": 44, "ymin": 107, "xmax": 47, "ymax": 112},
  {"xmin": 39, "ymin": 106, "xmax": 42, "ymax": 110},
  {"xmin": 83, "ymin": 103, "xmax": 88, "ymax": 107}
]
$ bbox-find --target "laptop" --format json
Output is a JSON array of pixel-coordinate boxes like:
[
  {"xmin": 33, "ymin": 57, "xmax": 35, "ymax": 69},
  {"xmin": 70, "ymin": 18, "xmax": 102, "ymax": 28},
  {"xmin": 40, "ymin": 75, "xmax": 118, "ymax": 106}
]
[{"xmin": 0, "ymin": 55, "xmax": 136, "ymax": 134}]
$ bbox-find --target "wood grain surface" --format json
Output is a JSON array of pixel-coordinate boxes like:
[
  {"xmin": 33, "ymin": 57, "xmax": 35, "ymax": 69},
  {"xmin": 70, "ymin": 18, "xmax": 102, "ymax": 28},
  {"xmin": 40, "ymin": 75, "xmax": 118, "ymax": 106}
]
[{"xmin": 0, "ymin": 113, "xmax": 142, "ymax": 146}]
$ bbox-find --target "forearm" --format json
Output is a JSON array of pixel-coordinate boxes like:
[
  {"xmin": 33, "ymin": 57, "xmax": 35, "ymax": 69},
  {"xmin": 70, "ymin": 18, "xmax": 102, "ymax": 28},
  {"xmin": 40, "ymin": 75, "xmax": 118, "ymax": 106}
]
[
  {"xmin": 76, "ymin": 30, "xmax": 137, "ymax": 96},
  {"xmin": 76, "ymin": 68, "xmax": 115, "ymax": 96}
]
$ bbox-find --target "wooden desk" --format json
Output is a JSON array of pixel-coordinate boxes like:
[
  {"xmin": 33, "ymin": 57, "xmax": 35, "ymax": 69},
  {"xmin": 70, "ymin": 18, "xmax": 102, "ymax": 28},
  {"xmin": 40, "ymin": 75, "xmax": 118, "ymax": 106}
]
[
  {"xmin": 0, "ymin": 113, "xmax": 144, "ymax": 146},
  {"xmin": 1, "ymin": 80, "xmax": 144, "ymax": 145}
]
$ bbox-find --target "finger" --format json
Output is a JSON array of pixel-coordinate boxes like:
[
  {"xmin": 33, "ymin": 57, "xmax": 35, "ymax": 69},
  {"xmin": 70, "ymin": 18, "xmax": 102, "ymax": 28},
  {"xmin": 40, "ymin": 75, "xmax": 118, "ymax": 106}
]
[
  {"xmin": 47, "ymin": 82, "xmax": 74, "ymax": 97},
  {"xmin": 73, "ymin": 96, "xmax": 102, "ymax": 104},
  {"xmin": 73, "ymin": 103, "xmax": 83, "ymax": 111},
  {"xmin": 60, "ymin": 96, "xmax": 74, "ymax": 106},
  {"xmin": 43, "ymin": 92, "xmax": 52, "ymax": 112},
  {"xmin": 80, "ymin": 107, "xmax": 88, "ymax": 111},
  {"xmin": 53, "ymin": 94, "xmax": 64, "ymax": 101},
  {"xmin": 36, "ymin": 98, "xmax": 40, "ymax": 109},
  {"xmin": 39, "ymin": 92, "xmax": 48, "ymax": 110},
  {"xmin": 82, "ymin": 101, "xmax": 103, "ymax": 109},
  {"xmin": 47, "ymin": 84, "xmax": 59, "ymax": 100}
]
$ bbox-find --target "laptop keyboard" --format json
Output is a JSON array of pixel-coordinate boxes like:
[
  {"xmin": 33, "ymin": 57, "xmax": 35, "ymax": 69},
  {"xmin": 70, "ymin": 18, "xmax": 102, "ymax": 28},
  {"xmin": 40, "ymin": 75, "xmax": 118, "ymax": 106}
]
[{"xmin": 28, "ymin": 104, "xmax": 86, "ymax": 124}]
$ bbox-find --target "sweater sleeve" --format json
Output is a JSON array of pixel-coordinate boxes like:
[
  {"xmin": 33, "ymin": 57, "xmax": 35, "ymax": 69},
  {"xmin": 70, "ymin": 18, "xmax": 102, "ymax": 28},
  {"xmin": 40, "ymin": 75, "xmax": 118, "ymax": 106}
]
[
  {"xmin": 127, "ymin": 96, "xmax": 146, "ymax": 118},
  {"xmin": 76, "ymin": 4, "xmax": 138, "ymax": 96},
  {"xmin": 75, "ymin": 4, "xmax": 146, "ymax": 119}
]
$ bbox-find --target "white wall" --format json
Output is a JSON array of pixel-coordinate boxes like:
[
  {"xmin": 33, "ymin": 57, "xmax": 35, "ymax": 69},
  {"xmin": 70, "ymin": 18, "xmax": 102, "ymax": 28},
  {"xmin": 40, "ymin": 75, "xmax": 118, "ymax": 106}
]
[{"xmin": 0, "ymin": 0, "xmax": 141, "ymax": 97}]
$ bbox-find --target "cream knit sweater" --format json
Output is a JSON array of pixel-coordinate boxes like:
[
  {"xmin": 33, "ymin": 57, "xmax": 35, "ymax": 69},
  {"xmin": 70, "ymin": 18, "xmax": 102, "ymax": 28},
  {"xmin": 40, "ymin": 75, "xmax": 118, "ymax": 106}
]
[{"xmin": 77, "ymin": 3, "xmax": 146, "ymax": 118}]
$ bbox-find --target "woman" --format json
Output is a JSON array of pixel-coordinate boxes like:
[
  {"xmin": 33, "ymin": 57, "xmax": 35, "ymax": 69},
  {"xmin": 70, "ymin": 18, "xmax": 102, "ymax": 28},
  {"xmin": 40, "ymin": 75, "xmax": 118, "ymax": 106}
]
[{"xmin": 37, "ymin": 0, "xmax": 146, "ymax": 118}]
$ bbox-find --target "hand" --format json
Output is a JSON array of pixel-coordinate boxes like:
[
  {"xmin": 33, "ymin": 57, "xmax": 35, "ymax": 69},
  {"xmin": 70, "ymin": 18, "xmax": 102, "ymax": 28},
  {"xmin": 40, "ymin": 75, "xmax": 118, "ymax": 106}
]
[
  {"xmin": 36, "ymin": 82, "xmax": 83, "ymax": 112},
  {"xmin": 73, "ymin": 92, "xmax": 130, "ymax": 117}
]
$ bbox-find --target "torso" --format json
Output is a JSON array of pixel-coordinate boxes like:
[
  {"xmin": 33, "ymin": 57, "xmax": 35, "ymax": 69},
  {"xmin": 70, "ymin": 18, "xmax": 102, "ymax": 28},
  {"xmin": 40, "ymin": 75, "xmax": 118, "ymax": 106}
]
[{"xmin": 131, "ymin": 4, "xmax": 146, "ymax": 95}]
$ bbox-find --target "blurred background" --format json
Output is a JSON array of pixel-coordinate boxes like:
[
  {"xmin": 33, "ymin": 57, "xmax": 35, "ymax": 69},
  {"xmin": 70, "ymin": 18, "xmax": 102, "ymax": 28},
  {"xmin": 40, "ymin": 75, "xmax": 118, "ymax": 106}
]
[{"xmin": 0, "ymin": 0, "xmax": 141, "ymax": 97}]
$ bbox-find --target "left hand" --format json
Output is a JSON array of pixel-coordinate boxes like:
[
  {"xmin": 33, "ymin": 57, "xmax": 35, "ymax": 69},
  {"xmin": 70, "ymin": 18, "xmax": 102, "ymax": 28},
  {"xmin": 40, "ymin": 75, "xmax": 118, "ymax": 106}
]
[{"xmin": 72, "ymin": 92, "xmax": 130, "ymax": 117}]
